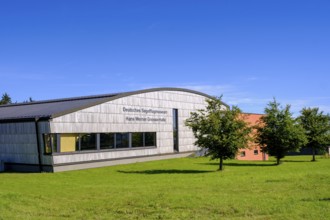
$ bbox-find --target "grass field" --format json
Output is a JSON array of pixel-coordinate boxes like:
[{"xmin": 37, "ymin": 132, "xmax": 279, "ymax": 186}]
[{"xmin": 0, "ymin": 156, "xmax": 329, "ymax": 220}]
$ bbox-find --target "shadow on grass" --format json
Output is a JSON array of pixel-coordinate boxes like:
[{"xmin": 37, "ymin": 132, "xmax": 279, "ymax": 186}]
[
  {"xmin": 302, "ymin": 197, "xmax": 330, "ymax": 202},
  {"xmin": 117, "ymin": 169, "xmax": 214, "ymax": 175},
  {"xmin": 281, "ymin": 160, "xmax": 310, "ymax": 163},
  {"xmin": 226, "ymin": 162, "xmax": 276, "ymax": 167},
  {"xmin": 198, "ymin": 162, "xmax": 276, "ymax": 167}
]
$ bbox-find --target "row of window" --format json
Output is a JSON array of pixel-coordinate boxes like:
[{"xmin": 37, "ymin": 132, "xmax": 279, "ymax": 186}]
[
  {"xmin": 44, "ymin": 132, "xmax": 157, "ymax": 154},
  {"xmin": 240, "ymin": 150, "xmax": 259, "ymax": 157}
]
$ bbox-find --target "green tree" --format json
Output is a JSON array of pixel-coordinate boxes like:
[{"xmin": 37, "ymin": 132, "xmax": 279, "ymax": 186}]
[
  {"xmin": 256, "ymin": 99, "xmax": 307, "ymax": 165},
  {"xmin": 0, "ymin": 93, "xmax": 12, "ymax": 105},
  {"xmin": 185, "ymin": 96, "xmax": 252, "ymax": 171},
  {"xmin": 297, "ymin": 107, "xmax": 330, "ymax": 161}
]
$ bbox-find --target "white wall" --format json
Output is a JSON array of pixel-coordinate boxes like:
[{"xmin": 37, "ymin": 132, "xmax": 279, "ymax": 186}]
[{"xmin": 50, "ymin": 90, "xmax": 210, "ymax": 165}]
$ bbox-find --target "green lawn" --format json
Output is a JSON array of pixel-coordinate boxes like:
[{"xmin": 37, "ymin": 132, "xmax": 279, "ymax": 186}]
[{"xmin": 0, "ymin": 156, "xmax": 329, "ymax": 220}]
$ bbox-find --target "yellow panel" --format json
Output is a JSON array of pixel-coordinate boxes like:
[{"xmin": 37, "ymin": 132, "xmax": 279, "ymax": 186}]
[{"xmin": 60, "ymin": 134, "xmax": 77, "ymax": 152}]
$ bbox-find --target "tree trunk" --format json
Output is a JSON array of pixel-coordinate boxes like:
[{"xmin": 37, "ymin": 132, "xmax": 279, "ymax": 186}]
[
  {"xmin": 276, "ymin": 157, "xmax": 280, "ymax": 165},
  {"xmin": 219, "ymin": 156, "xmax": 223, "ymax": 171},
  {"xmin": 312, "ymin": 147, "xmax": 316, "ymax": 162}
]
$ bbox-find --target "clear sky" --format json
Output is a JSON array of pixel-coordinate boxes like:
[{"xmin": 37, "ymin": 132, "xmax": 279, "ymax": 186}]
[{"xmin": 1, "ymin": 0, "xmax": 330, "ymax": 115}]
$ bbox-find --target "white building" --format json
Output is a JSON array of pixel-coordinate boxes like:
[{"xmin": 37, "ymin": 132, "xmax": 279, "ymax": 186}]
[{"xmin": 0, "ymin": 88, "xmax": 227, "ymax": 172}]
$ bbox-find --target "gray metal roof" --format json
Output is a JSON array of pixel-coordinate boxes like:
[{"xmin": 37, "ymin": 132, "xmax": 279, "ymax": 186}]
[
  {"xmin": 0, "ymin": 88, "xmax": 219, "ymax": 122},
  {"xmin": 0, "ymin": 94, "xmax": 118, "ymax": 122}
]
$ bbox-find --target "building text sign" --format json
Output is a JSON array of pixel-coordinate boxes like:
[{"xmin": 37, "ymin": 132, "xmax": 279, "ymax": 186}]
[{"xmin": 123, "ymin": 107, "xmax": 168, "ymax": 123}]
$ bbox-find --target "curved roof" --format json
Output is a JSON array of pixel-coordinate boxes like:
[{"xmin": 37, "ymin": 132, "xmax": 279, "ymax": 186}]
[{"xmin": 0, "ymin": 87, "xmax": 227, "ymax": 122}]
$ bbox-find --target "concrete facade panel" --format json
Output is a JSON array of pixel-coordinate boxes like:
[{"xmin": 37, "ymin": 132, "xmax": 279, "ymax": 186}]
[
  {"xmin": 50, "ymin": 90, "xmax": 209, "ymax": 165},
  {"xmin": 53, "ymin": 147, "xmax": 161, "ymax": 164}
]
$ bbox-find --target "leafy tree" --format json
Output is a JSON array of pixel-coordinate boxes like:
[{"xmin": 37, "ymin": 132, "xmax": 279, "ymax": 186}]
[
  {"xmin": 0, "ymin": 93, "xmax": 12, "ymax": 105},
  {"xmin": 185, "ymin": 96, "xmax": 252, "ymax": 171},
  {"xmin": 297, "ymin": 107, "xmax": 330, "ymax": 161},
  {"xmin": 255, "ymin": 99, "xmax": 307, "ymax": 165}
]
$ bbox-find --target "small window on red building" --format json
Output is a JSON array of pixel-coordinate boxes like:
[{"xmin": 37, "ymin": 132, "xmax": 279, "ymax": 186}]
[
  {"xmin": 240, "ymin": 151, "xmax": 246, "ymax": 157},
  {"xmin": 254, "ymin": 150, "xmax": 258, "ymax": 155}
]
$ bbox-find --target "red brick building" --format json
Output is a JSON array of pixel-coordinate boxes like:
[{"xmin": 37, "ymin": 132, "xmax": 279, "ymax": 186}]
[{"xmin": 237, "ymin": 113, "xmax": 268, "ymax": 161}]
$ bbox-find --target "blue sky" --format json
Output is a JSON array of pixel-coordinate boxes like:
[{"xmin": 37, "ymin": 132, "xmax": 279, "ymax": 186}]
[{"xmin": 1, "ymin": 0, "xmax": 330, "ymax": 115}]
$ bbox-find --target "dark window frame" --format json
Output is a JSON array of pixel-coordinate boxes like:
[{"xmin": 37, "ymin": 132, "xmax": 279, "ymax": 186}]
[
  {"xmin": 115, "ymin": 133, "xmax": 130, "ymax": 148},
  {"xmin": 100, "ymin": 133, "xmax": 115, "ymax": 150},
  {"xmin": 43, "ymin": 133, "xmax": 59, "ymax": 155},
  {"xmin": 144, "ymin": 132, "xmax": 157, "ymax": 147},
  {"xmin": 77, "ymin": 133, "xmax": 97, "ymax": 151},
  {"xmin": 43, "ymin": 132, "xmax": 157, "ymax": 154},
  {"xmin": 132, "ymin": 132, "xmax": 144, "ymax": 148}
]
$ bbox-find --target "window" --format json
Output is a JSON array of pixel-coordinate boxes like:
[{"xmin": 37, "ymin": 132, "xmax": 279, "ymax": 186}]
[
  {"xmin": 78, "ymin": 134, "xmax": 97, "ymax": 151},
  {"xmin": 43, "ymin": 134, "xmax": 57, "ymax": 154},
  {"xmin": 254, "ymin": 150, "xmax": 259, "ymax": 155},
  {"xmin": 43, "ymin": 132, "xmax": 157, "ymax": 153},
  {"xmin": 100, "ymin": 133, "xmax": 114, "ymax": 149},
  {"xmin": 173, "ymin": 109, "xmax": 179, "ymax": 151},
  {"xmin": 145, "ymin": 132, "xmax": 156, "ymax": 147},
  {"xmin": 132, "ymin": 132, "xmax": 144, "ymax": 147},
  {"xmin": 131, "ymin": 132, "xmax": 156, "ymax": 147},
  {"xmin": 116, "ymin": 133, "xmax": 129, "ymax": 148},
  {"xmin": 240, "ymin": 151, "xmax": 246, "ymax": 157}
]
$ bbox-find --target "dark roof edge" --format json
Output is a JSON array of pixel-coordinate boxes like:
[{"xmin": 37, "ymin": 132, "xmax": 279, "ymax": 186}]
[
  {"xmin": 242, "ymin": 112, "xmax": 265, "ymax": 115},
  {"xmin": 0, "ymin": 116, "xmax": 50, "ymax": 124},
  {"xmin": 0, "ymin": 93, "xmax": 121, "ymax": 108},
  {"xmin": 51, "ymin": 87, "xmax": 228, "ymax": 118}
]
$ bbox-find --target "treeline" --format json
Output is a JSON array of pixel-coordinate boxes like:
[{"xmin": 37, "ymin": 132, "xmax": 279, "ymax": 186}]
[
  {"xmin": 186, "ymin": 96, "xmax": 330, "ymax": 170},
  {"xmin": 0, "ymin": 93, "xmax": 34, "ymax": 105},
  {"xmin": 256, "ymin": 99, "xmax": 330, "ymax": 164}
]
